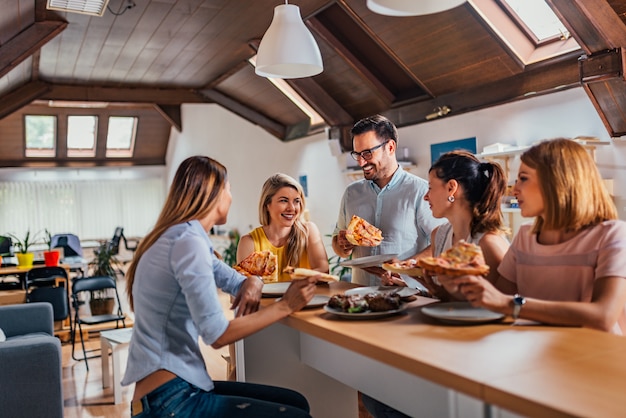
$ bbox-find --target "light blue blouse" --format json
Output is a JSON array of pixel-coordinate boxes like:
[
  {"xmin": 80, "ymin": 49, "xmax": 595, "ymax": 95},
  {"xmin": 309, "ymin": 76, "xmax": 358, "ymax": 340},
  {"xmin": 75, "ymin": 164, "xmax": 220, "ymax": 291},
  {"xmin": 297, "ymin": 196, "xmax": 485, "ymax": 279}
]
[
  {"xmin": 334, "ymin": 167, "xmax": 444, "ymax": 285},
  {"xmin": 121, "ymin": 220, "xmax": 245, "ymax": 391}
]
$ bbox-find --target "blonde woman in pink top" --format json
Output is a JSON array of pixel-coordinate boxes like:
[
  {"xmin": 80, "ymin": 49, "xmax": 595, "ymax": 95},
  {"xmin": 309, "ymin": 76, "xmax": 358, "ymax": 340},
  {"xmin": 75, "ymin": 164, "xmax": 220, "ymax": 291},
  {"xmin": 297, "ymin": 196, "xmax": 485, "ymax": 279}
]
[{"xmin": 440, "ymin": 138, "xmax": 626, "ymax": 334}]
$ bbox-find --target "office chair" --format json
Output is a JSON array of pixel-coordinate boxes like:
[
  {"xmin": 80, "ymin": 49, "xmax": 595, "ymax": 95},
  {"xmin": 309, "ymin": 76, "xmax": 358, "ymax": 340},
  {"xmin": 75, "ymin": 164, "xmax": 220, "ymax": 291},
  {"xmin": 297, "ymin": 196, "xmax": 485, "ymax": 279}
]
[
  {"xmin": 71, "ymin": 275, "xmax": 126, "ymax": 370},
  {"xmin": 104, "ymin": 227, "xmax": 138, "ymax": 277},
  {"xmin": 51, "ymin": 233, "xmax": 86, "ymax": 277}
]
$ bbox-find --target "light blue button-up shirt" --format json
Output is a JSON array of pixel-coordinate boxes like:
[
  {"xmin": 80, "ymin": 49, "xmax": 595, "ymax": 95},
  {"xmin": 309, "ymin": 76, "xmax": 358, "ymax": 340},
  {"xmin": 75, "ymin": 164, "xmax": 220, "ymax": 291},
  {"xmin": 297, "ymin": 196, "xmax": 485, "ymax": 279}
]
[
  {"xmin": 334, "ymin": 167, "xmax": 444, "ymax": 285},
  {"xmin": 122, "ymin": 220, "xmax": 245, "ymax": 391}
]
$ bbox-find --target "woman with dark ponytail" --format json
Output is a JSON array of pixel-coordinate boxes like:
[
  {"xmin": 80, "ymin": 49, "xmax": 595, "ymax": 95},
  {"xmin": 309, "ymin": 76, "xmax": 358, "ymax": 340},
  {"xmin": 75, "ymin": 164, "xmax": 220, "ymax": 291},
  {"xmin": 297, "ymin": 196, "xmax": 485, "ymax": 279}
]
[{"xmin": 381, "ymin": 150, "xmax": 510, "ymax": 300}]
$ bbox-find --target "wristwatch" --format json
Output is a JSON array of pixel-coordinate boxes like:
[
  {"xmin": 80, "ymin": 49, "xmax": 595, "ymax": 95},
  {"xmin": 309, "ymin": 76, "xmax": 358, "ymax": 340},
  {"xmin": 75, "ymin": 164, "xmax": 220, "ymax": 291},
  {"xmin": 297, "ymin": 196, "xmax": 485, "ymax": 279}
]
[{"xmin": 512, "ymin": 294, "xmax": 526, "ymax": 320}]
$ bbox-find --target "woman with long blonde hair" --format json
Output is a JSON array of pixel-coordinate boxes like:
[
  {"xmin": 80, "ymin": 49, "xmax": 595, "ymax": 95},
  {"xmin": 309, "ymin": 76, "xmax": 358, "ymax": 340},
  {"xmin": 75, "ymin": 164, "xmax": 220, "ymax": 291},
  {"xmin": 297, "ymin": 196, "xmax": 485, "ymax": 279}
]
[
  {"xmin": 122, "ymin": 156, "xmax": 316, "ymax": 417},
  {"xmin": 238, "ymin": 173, "xmax": 329, "ymax": 282}
]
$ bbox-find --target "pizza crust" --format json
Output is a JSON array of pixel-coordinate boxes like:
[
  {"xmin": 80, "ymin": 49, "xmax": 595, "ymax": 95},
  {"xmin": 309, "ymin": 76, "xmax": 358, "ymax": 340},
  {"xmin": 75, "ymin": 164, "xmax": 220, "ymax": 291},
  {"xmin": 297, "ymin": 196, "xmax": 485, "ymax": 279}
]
[{"xmin": 283, "ymin": 266, "xmax": 339, "ymax": 282}]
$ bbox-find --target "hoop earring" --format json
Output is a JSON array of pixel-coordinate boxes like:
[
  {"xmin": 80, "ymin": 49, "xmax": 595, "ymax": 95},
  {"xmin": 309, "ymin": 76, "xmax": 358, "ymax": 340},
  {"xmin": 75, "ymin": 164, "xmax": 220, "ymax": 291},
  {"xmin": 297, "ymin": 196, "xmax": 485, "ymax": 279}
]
[{"xmin": 447, "ymin": 195, "xmax": 455, "ymax": 203}]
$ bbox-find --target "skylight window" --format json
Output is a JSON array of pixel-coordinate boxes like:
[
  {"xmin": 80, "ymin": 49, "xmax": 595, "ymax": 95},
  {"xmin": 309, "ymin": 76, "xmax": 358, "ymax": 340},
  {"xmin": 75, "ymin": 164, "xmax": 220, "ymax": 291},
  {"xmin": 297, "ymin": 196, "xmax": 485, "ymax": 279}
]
[
  {"xmin": 470, "ymin": 0, "xmax": 579, "ymax": 65},
  {"xmin": 25, "ymin": 115, "xmax": 57, "ymax": 158},
  {"xmin": 499, "ymin": 0, "xmax": 570, "ymax": 44},
  {"xmin": 106, "ymin": 116, "xmax": 137, "ymax": 158},
  {"xmin": 67, "ymin": 115, "xmax": 97, "ymax": 157}
]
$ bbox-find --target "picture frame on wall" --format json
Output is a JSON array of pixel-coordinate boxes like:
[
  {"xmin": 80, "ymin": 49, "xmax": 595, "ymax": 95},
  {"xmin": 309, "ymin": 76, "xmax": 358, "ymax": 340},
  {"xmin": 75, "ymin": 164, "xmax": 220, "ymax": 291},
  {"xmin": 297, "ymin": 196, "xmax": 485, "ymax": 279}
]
[{"xmin": 430, "ymin": 137, "xmax": 477, "ymax": 164}]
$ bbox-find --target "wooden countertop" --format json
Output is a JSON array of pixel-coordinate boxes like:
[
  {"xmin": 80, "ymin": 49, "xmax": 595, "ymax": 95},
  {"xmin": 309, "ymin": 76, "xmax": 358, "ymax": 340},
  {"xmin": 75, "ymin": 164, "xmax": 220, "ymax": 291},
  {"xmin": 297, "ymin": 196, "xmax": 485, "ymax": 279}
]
[{"xmin": 268, "ymin": 281, "xmax": 626, "ymax": 418}]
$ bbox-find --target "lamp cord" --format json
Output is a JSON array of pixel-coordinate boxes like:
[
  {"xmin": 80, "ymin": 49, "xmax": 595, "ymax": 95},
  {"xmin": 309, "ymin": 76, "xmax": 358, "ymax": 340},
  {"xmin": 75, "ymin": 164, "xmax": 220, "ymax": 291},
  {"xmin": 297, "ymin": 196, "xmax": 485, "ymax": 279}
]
[{"xmin": 108, "ymin": 0, "xmax": 136, "ymax": 16}]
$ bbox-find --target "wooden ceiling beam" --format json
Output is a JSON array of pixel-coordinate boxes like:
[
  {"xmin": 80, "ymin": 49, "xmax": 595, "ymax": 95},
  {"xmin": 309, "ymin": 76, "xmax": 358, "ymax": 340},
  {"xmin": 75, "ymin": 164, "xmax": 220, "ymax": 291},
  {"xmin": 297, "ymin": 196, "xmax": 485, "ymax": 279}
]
[
  {"xmin": 549, "ymin": 0, "xmax": 626, "ymax": 54},
  {"xmin": 0, "ymin": 81, "xmax": 51, "ymax": 120},
  {"xmin": 382, "ymin": 56, "xmax": 581, "ymax": 131},
  {"xmin": 0, "ymin": 158, "xmax": 166, "ymax": 168},
  {"xmin": 289, "ymin": 77, "xmax": 354, "ymax": 126},
  {"xmin": 154, "ymin": 105, "xmax": 182, "ymax": 132},
  {"xmin": 42, "ymin": 85, "xmax": 205, "ymax": 105},
  {"xmin": 0, "ymin": 20, "xmax": 67, "ymax": 79},
  {"xmin": 198, "ymin": 89, "xmax": 285, "ymax": 139},
  {"xmin": 307, "ymin": 17, "xmax": 395, "ymax": 104}
]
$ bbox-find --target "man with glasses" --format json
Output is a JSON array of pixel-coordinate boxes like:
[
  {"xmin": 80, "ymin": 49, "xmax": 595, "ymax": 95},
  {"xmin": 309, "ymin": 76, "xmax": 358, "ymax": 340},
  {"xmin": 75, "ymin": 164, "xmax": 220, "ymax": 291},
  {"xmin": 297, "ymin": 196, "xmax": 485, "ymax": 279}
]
[{"xmin": 332, "ymin": 115, "xmax": 443, "ymax": 286}]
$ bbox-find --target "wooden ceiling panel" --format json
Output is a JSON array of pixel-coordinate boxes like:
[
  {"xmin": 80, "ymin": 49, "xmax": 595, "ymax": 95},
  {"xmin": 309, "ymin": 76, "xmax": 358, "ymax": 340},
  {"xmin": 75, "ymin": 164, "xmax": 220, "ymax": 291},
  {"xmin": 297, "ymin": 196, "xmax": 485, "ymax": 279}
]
[
  {"xmin": 0, "ymin": 0, "xmax": 35, "ymax": 44},
  {"xmin": 0, "ymin": 0, "xmax": 625, "ymax": 168}
]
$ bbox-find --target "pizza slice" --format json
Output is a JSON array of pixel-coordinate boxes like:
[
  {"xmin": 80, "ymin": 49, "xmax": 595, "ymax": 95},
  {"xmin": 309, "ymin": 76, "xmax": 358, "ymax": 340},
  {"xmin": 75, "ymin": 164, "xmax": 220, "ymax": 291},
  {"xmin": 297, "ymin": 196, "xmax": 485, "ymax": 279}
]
[
  {"xmin": 345, "ymin": 215, "xmax": 383, "ymax": 247},
  {"xmin": 234, "ymin": 250, "xmax": 277, "ymax": 279},
  {"xmin": 417, "ymin": 240, "xmax": 489, "ymax": 276},
  {"xmin": 283, "ymin": 266, "xmax": 339, "ymax": 283}
]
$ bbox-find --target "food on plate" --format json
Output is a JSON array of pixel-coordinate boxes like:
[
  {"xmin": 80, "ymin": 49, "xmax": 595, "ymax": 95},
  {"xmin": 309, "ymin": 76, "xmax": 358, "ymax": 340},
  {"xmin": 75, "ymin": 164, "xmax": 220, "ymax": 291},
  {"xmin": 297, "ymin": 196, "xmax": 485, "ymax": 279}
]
[
  {"xmin": 327, "ymin": 292, "xmax": 401, "ymax": 313},
  {"xmin": 234, "ymin": 250, "xmax": 277, "ymax": 281},
  {"xmin": 345, "ymin": 215, "xmax": 383, "ymax": 247},
  {"xmin": 382, "ymin": 259, "xmax": 423, "ymax": 276},
  {"xmin": 417, "ymin": 240, "xmax": 489, "ymax": 276},
  {"xmin": 283, "ymin": 266, "xmax": 339, "ymax": 282}
]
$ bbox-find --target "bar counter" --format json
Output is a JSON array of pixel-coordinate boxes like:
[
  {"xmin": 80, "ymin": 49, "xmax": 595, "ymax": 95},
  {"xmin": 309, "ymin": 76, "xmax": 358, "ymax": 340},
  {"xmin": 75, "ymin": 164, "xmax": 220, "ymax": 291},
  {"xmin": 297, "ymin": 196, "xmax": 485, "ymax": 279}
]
[{"xmin": 238, "ymin": 281, "xmax": 626, "ymax": 418}]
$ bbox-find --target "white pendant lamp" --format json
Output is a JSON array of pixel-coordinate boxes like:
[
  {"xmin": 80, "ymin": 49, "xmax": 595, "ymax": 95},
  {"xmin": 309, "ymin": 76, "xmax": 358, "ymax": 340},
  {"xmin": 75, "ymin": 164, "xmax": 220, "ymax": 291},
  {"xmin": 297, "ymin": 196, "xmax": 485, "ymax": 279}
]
[
  {"xmin": 255, "ymin": 2, "xmax": 323, "ymax": 79},
  {"xmin": 366, "ymin": 0, "xmax": 466, "ymax": 16}
]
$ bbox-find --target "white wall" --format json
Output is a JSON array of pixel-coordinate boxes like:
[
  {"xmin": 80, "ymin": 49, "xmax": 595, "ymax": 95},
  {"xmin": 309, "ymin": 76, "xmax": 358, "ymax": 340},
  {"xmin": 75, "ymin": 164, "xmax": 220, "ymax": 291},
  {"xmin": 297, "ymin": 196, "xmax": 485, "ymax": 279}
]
[{"xmin": 166, "ymin": 104, "xmax": 348, "ymax": 240}]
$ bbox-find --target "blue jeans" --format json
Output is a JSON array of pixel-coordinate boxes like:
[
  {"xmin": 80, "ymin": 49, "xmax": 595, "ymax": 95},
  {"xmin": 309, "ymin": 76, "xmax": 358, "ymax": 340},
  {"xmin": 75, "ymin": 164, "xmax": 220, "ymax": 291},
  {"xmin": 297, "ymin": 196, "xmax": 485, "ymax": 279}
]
[{"xmin": 131, "ymin": 377, "xmax": 311, "ymax": 417}]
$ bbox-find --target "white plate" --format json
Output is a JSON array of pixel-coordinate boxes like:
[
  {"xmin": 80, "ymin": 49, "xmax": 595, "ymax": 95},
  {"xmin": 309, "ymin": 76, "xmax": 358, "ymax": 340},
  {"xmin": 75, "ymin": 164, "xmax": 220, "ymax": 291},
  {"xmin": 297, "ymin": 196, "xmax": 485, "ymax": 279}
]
[
  {"xmin": 323, "ymin": 303, "xmax": 408, "ymax": 320},
  {"xmin": 344, "ymin": 286, "xmax": 419, "ymax": 299},
  {"xmin": 339, "ymin": 254, "xmax": 398, "ymax": 269},
  {"xmin": 262, "ymin": 282, "xmax": 291, "ymax": 297},
  {"xmin": 274, "ymin": 294, "xmax": 330, "ymax": 309},
  {"xmin": 421, "ymin": 301, "xmax": 505, "ymax": 325},
  {"xmin": 305, "ymin": 295, "xmax": 330, "ymax": 309}
]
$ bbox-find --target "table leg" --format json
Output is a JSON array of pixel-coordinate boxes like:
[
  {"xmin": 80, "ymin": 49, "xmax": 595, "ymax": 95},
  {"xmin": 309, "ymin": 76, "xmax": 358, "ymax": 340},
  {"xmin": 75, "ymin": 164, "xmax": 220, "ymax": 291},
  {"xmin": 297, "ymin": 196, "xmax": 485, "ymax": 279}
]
[
  {"xmin": 112, "ymin": 344, "xmax": 123, "ymax": 404},
  {"xmin": 101, "ymin": 336, "xmax": 112, "ymax": 389}
]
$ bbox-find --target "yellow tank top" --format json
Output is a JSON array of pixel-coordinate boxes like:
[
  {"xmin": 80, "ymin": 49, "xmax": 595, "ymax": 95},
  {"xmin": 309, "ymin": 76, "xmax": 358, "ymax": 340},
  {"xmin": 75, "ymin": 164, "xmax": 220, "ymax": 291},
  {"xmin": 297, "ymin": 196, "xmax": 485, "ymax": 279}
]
[{"xmin": 249, "ymin": 227, "xmax": 310, "ymax": 282}]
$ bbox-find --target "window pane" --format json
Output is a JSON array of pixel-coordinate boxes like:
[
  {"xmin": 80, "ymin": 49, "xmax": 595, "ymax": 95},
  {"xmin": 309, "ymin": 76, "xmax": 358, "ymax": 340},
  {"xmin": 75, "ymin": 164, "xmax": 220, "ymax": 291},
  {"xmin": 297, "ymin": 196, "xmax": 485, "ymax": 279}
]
[
  {"xmin": 67, "ymin": 115, "xmax": 97, "ymax": 157},
  {"xmin": 25, "ymin": 115, "xmax": 56, "ymax": 157},
  {"xmin": 502, "ymin": 0, "xmax": 569, "ymax": 42},
  {"xmin": 106, "ymin": 116, "xmax": 136, "ymax": 152}
]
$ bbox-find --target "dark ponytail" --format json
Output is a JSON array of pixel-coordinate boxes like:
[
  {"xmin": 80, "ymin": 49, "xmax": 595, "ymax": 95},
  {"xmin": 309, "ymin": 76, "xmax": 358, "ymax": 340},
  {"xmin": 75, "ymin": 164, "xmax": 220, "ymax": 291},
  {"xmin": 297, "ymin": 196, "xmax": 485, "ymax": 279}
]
[{"xmin": 430, "ymin": 151, "xmax": 508, "ymax": 237}]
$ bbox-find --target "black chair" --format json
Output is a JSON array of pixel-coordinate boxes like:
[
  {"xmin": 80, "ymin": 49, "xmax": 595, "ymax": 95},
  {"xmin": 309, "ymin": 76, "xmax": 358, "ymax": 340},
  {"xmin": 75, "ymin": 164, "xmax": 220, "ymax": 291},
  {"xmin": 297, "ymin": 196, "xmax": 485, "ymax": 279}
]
[
  {"xmin": 71, "ymin": 275, "xmax": 126, "ymax": 370},
  {"xmin": 25, "ymin": 266, "xmax": 69, "ymax": 289},
  {"xmin": 27, "ymin": 287, "xmax": 70, "ymax": 324},
  {"xmin": 25, "ymin": 266, "xmax": 72, "ymax": 334}
]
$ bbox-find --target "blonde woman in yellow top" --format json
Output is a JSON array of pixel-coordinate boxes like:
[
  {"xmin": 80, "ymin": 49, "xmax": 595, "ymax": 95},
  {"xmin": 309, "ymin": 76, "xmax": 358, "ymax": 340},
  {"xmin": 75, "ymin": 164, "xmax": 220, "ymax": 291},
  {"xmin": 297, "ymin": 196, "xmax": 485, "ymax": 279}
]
[{"xmin": 238, "ymin": 173, "xmax": 329, "ymax": 282}]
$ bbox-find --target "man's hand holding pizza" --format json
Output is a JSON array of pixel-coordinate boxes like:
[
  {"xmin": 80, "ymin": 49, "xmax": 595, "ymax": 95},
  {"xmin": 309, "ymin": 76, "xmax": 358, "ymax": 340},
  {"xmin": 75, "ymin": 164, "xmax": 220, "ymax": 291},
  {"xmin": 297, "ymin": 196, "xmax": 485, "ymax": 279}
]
[{"xmin": 333, "ymin": 229, "xmax": 356, "ymax": 257}]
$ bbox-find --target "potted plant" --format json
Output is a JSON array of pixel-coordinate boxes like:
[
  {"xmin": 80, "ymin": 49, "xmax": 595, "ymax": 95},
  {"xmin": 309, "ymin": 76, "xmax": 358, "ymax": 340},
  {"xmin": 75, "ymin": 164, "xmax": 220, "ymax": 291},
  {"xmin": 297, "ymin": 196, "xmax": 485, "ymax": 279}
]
[
  {"xmin": 8, "ymin": 230, "xmax": 40, "ymax": 269},
  {"xmin": 87, "ymin": 242, "xmax": 121, "ymax": 315},
  {"xmin": 42, "ymin": 229, "xmax": 61, "ymax": 267},
  {"xmin": 221, "ymin": 228, "xmax": 240, "ymax": 267}
]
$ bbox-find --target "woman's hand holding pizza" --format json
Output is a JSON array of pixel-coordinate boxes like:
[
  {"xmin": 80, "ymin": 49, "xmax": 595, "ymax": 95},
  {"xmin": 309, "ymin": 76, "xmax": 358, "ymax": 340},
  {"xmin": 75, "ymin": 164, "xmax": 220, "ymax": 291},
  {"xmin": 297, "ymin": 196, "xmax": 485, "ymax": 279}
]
[
  {"xmin": 439, "ymin": 275, "xmax": 509, "ymax": 312},
  {"xmin": 282, "ymin": 276, "xmax": 318, "ymax": 312}
]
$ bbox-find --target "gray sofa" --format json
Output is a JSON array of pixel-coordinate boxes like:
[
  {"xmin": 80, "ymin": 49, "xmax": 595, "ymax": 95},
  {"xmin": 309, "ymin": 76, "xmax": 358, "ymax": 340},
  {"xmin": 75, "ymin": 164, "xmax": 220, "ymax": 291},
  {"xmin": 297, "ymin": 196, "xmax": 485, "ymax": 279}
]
[{"xmin": 0, "ymin": 302, "xmax": 63, "ymax": 418}]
